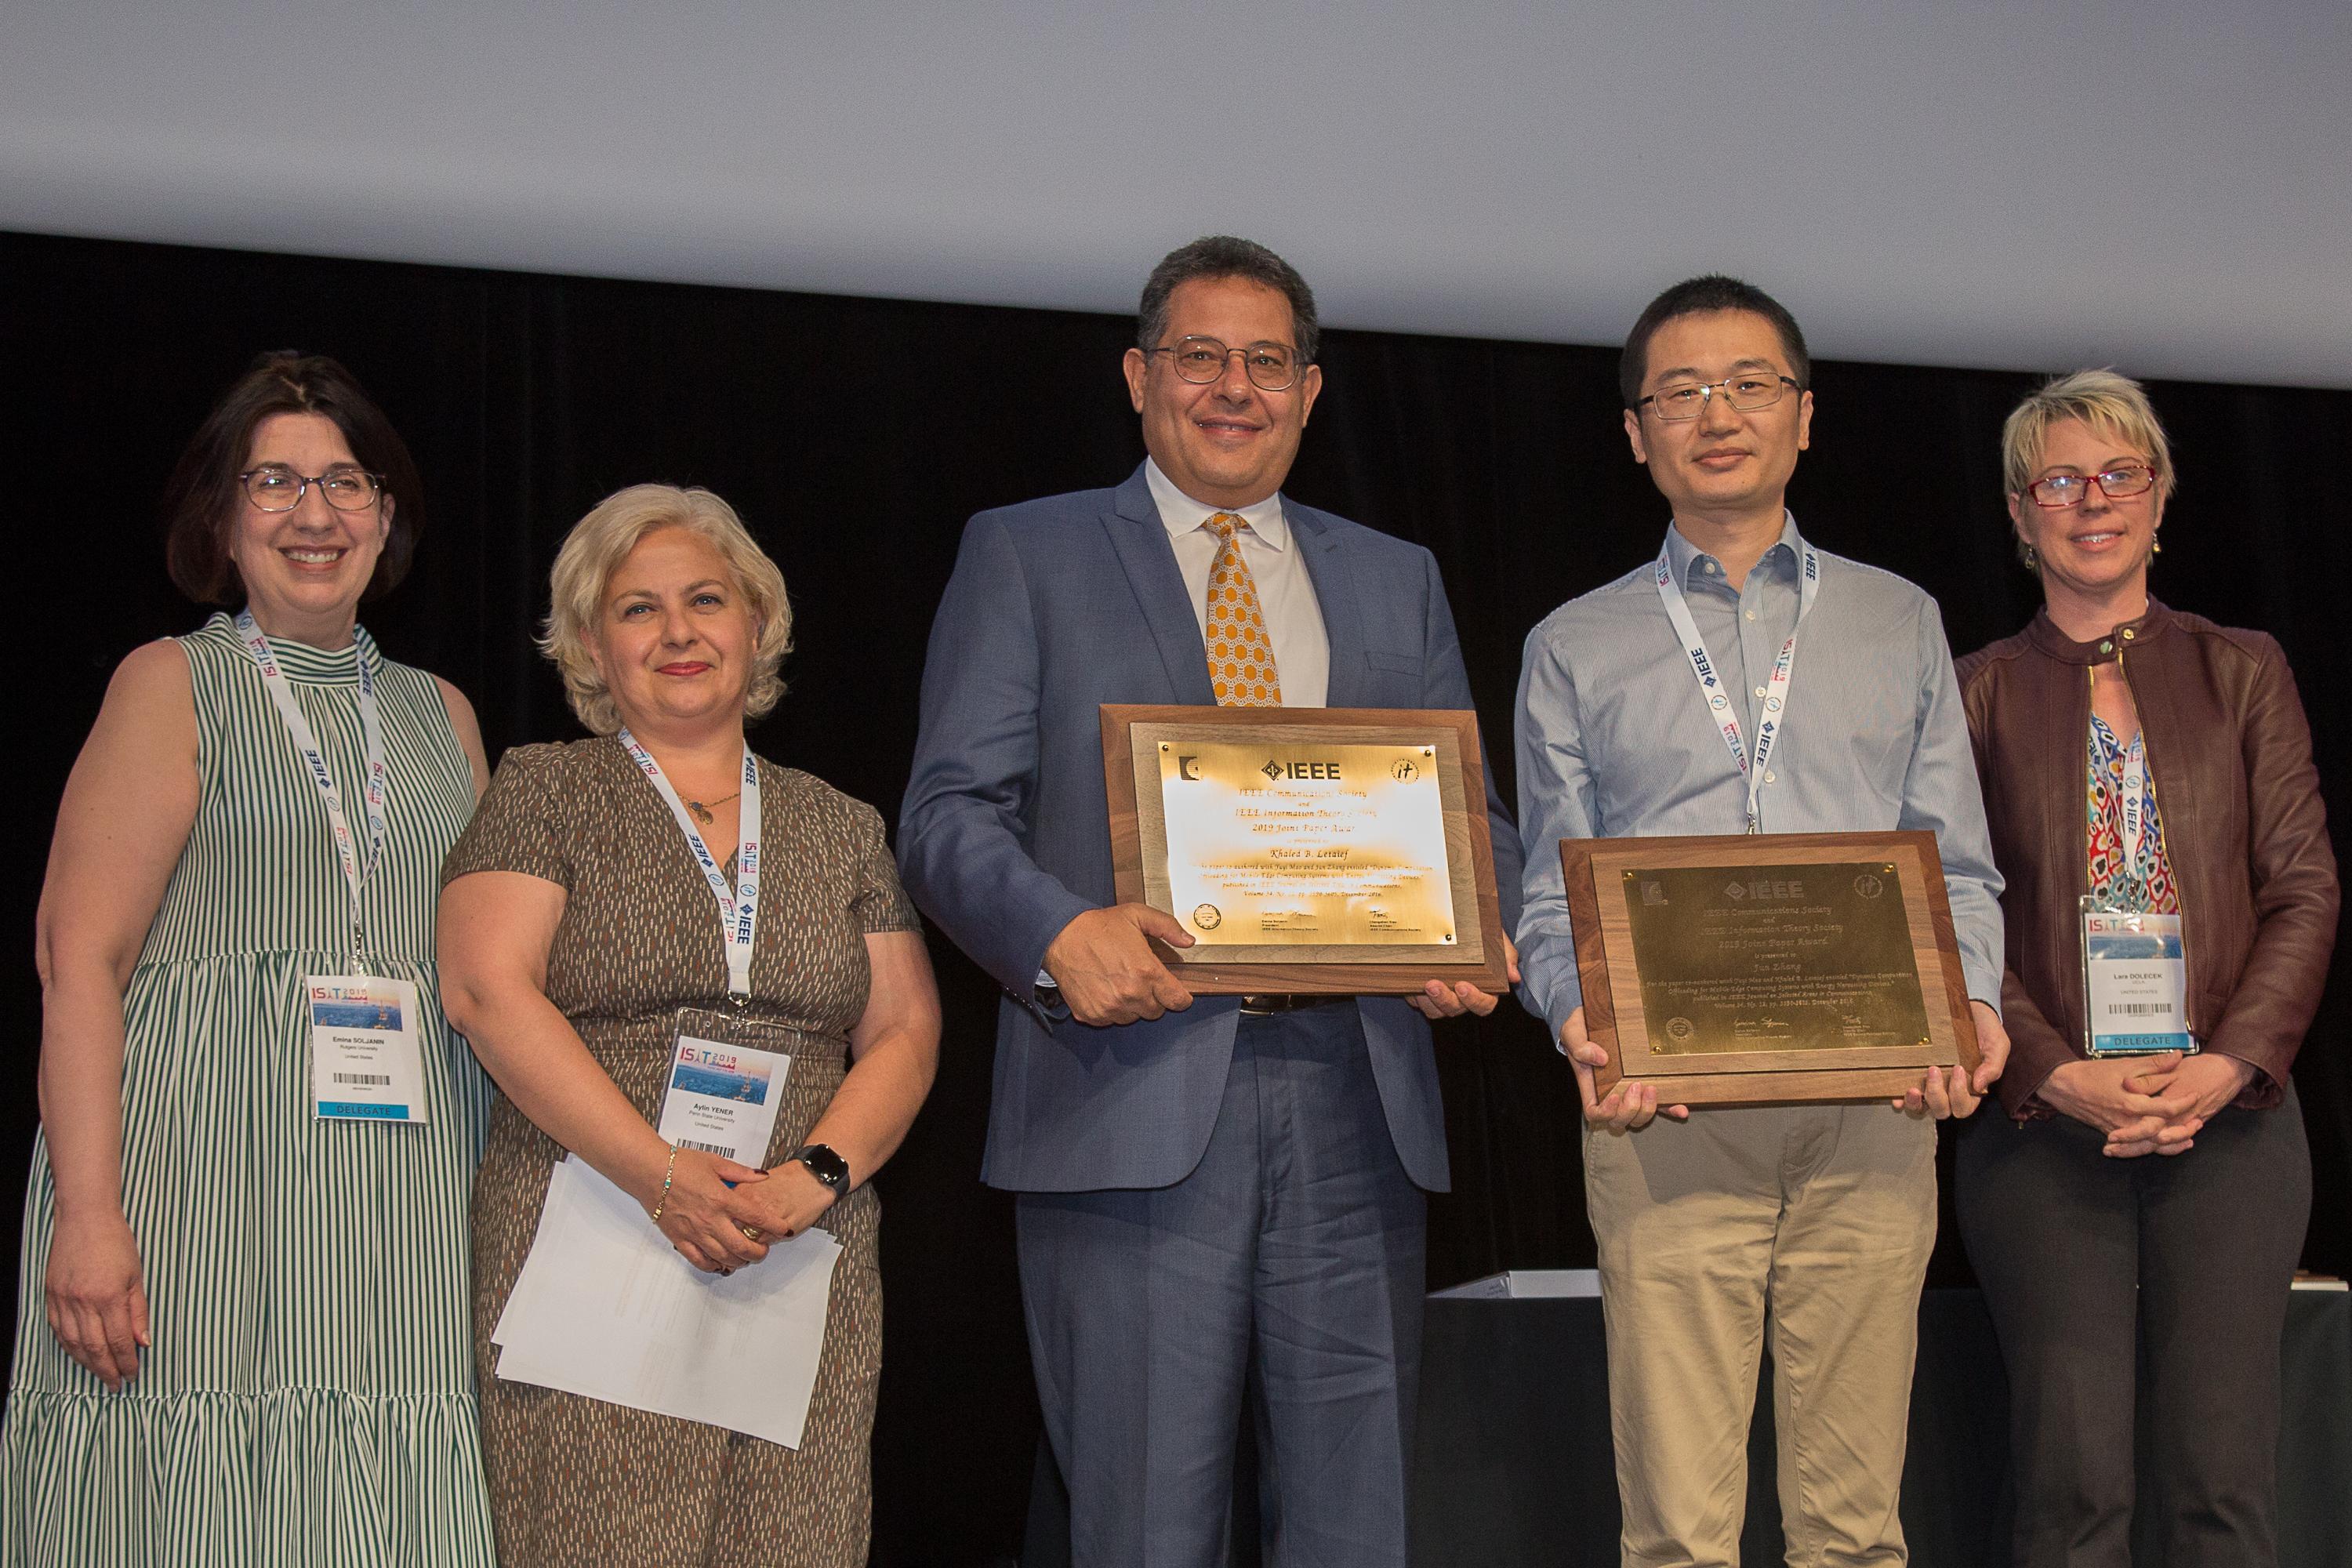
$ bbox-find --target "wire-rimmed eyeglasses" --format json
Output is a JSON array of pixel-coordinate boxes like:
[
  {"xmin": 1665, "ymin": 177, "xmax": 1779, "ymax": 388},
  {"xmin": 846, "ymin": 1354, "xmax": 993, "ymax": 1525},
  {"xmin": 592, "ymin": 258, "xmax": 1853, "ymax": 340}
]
[
  {"xmin": 238, "ymin": 464, "xmax": 384, "ymax": 513},
  {"xmin": 1143, "ymin": 336, "xmax": 1306, "ymax": 392},
  {"xmin": 1635, "ymin": 373, "xmax": 1802, "ymax": 422}
]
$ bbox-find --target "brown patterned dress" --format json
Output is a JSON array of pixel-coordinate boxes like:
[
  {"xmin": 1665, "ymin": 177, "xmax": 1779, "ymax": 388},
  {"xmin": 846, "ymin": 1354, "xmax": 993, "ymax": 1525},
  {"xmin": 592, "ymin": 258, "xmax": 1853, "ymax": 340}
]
[{"xmin": 441, "ymin": 738, "xmax": 921, "ymax": 1567}]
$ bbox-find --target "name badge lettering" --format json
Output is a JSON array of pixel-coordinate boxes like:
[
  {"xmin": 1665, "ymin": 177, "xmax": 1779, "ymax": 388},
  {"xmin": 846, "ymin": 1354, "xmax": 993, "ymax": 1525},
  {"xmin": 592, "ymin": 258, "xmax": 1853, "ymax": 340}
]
[
  {"xmin": 309, "ymin": 975, "xmax": 429, "ymax": 1121},
  {"xmin": 656, "ymin": 1033, "xmax": 791, "ymax": 1167},
  {"xmin": 2081, "ymin": 906, "xmax": 2194, "ymax": 1057}
]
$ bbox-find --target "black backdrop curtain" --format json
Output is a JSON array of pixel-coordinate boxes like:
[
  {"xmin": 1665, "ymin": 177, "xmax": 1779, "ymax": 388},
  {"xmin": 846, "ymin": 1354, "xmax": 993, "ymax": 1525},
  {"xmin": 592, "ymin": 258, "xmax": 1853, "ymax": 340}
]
[{"xmin": 5, "ymin": 230, "xmax": 2347, "ymax": 1565}]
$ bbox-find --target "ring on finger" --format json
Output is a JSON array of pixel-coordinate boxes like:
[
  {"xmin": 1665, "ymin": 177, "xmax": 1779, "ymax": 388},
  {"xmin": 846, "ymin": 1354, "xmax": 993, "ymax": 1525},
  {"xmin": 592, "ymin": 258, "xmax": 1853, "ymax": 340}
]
[{"xmin": 741, "ymin": 1225, "xmax": 763, "ymax": 1242}]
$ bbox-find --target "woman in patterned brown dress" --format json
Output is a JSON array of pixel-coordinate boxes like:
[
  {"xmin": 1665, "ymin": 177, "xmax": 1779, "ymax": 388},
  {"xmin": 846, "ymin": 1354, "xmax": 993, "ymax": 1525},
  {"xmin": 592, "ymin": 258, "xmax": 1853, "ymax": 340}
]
[{"xmin": 437, "ymin": 484, "xmax": 940, "ymax": 1566}]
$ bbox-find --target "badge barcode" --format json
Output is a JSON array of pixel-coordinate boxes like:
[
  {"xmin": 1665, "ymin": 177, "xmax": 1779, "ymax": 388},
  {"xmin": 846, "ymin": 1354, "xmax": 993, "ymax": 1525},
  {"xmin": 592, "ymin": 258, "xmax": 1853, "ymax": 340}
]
[
  {"xmin": 332, "ymin": 1072, "xmax": 392, "ymax": 1085},
  {"xmin": 2112, "ymin": 1003, "xmax": 2174, "ymax": 1016},
  {"xmin": 680, "ymin": 1139, "xmax": 731, "ymax": 1156}
]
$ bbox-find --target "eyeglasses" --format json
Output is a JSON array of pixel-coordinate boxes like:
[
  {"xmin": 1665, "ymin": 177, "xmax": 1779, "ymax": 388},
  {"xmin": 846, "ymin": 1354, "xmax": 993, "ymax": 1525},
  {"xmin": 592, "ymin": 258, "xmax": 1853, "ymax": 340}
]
[
  {"xmin": 1144, "ymin": 336, "xmax": 1305, "ymax": 392},
  {"xmin": 1636, "ymin": 373, "xmax": 1802, "ymax": 422},
  {"xmin": 2021, "ymin": 464, "xmax": 2157, "ymax": 509},
  {"xmin": 238, "ymin": 464, "xmax": 384, "ymax": 513}
]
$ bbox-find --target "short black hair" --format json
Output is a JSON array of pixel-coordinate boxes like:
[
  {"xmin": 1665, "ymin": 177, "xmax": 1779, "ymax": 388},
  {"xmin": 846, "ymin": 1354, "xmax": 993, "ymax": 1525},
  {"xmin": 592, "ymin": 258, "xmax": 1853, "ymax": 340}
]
[
  {"xmin": 1138, "ymin": 236, "xmax": 1320, "ymax": 365},
  {"xmin": 1619, "ymin": 275, "xmax": 1810, "ymax": 409},
  {"xmin": 163, "ymin": 350, "xmax": 423, "ymax": 604}
]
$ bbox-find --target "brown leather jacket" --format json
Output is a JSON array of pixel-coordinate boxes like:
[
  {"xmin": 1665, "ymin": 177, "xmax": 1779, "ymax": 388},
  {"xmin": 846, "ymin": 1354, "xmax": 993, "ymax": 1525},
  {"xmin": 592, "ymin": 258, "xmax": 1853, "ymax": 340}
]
[{"xmin": 1956, "ymin": 600, "xmax": 2337, "ymax": 1119}]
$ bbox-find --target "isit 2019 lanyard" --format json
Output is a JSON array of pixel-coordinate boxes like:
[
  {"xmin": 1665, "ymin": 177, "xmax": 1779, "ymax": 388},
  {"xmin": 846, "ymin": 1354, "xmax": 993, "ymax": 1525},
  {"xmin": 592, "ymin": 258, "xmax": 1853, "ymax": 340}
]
[
  {"xmin": 620, "ymin": 729, "xmax": 793, "ymax": 1167},
  {"xmin": 619, "ymin": 728, "xmax": 764, "ymax": 1000},
  {"xmin": 237, "ymin": 610, "xmax": 428, "ymax": 1122},
  {"xmin": 1652, "ymin": 536, "xmax": 1820, "ymax": 833},
  {"xmin": 2118, "ymin": 728, "xmax": 2151, "ymax": 869}
]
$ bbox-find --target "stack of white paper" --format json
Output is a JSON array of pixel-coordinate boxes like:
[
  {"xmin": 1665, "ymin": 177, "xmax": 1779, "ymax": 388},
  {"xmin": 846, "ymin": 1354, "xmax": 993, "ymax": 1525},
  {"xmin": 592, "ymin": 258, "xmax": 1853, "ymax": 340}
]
[{"xmin": 492, "ymin": 1156, "xmax": 842, "ymax": 1448}]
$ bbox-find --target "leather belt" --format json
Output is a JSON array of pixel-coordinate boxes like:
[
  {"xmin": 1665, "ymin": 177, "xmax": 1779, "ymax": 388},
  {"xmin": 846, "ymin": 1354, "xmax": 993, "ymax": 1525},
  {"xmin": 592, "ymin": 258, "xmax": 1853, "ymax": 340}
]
[{"xmin": 1238, "ymin": 994, "xmax": 1348, "ymax": 1015}]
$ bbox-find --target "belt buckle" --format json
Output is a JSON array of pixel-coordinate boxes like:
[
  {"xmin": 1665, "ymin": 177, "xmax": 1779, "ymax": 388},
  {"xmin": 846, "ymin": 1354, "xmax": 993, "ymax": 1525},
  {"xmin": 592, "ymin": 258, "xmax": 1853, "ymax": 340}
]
[{"xmin": 1239, "ymin": 993, "xmax": 1329, "ymax": 1014}]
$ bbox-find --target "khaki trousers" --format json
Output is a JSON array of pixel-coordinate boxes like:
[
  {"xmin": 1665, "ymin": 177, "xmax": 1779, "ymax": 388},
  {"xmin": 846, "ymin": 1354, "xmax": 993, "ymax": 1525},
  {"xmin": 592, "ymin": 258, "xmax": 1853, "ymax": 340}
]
[{"xmin": 1584, "ymin": 1103, "xmax": 1936, "ymax": 1568}]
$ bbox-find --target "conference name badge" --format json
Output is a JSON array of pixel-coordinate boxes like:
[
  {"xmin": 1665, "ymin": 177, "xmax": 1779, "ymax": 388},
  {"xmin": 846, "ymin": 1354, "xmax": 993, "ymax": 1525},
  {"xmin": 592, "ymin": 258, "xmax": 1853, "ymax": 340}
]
[
  {"xmin": 308, "ymin": 975, "xmax": 430, "ymax": 1121},
  {"xmin": 2079, "ymin": 906, "xmax": 2195, "ymax": 1058},
  {"xmin": 657, "ymin": 1034, "xmax": 792, "ymax": 1167}
]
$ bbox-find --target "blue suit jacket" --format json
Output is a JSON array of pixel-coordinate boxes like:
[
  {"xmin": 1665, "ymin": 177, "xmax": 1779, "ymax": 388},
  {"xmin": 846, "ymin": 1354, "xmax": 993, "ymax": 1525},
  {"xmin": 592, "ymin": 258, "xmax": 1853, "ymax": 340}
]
[{"xmin": 899, "ymin": 465, "xmax": 1522, "ymax": 1194}]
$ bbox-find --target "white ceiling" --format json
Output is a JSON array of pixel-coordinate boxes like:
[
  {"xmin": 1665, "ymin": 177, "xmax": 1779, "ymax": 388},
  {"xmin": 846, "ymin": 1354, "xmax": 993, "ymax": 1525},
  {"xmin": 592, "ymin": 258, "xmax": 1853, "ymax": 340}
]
[{"xmin": 5, "ymin": 0, "xmax": 2347, "ymax": 388}]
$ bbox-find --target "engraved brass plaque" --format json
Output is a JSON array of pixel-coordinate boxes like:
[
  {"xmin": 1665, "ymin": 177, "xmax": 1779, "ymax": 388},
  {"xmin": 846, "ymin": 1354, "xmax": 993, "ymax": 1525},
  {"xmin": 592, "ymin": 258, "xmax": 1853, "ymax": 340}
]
[
  {"xmin": 1152, "ymin": 739, "xmax": 1456, "ymax": 947},
  {"xmin": 1621, "ymin": 861, "xmax": 1931, "ymax": 1054},
  {"xmin": 1557, "ymin": 830, "xmax": 1978, "ymax": 1104}
]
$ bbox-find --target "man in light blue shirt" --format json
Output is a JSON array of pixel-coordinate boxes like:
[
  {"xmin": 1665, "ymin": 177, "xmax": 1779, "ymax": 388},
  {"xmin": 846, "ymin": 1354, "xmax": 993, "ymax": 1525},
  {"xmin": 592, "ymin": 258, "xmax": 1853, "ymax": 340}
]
[{"xmin": 1515, "ymin": 276, "xmax": 2010, "ymax": 1567}]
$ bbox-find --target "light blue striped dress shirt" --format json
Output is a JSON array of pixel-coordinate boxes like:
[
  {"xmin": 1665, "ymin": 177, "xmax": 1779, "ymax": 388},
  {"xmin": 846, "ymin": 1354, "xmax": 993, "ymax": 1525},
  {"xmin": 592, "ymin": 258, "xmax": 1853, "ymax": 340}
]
[{"xmin": 1513, "ymin": 516, "xmax": 2005, "ymax": 1045}]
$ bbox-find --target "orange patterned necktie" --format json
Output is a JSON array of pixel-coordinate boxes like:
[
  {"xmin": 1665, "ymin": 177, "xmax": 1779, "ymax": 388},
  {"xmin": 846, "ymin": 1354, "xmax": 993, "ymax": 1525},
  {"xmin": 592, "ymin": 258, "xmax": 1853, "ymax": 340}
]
[{"xmin": 1203, "ymin": 511, "xmax": 1282, "ymax": 706}]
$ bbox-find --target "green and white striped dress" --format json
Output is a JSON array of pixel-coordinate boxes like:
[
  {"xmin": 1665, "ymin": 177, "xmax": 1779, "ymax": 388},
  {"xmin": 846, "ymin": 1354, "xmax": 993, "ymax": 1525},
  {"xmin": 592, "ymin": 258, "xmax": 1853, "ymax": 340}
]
[{"xmin": 2, "ymin": 613, "xmax": 495, "ymax": 1566}]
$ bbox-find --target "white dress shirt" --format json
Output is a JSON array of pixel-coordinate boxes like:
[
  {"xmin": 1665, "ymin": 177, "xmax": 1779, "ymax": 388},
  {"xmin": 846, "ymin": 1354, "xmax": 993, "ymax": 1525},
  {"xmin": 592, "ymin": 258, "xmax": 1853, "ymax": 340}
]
[{"xmin": 1145, "ymin": 457, "xmax": 1330, "ymax": 709}]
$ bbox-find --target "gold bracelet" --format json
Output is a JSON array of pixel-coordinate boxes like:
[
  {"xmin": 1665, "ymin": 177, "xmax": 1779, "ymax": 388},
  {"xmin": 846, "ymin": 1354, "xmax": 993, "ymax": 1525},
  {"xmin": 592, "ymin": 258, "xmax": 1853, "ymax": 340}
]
[{"xmin": 649, "ymin": 1144, "xmax": 681, "ymax": 1223}]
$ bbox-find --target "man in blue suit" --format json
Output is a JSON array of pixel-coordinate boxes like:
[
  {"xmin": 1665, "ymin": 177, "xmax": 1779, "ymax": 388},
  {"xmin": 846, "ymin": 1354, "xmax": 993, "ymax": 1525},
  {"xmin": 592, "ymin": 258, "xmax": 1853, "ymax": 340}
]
[{"xmin": 901, "ymin": 237, "xmax": 1520, "ymax": 1566}]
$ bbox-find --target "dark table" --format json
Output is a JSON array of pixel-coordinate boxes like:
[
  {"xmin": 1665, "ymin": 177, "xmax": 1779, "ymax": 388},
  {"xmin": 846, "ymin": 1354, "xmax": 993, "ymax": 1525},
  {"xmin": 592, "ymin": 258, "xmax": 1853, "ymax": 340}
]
[
  {"xmin": 1022, "ymin": 1288, "xmax": 2352, "ymax": 1565},
  {"xmin": 1409, "ymin": 1287, "xmax": 2352, "ymax": 1566}
]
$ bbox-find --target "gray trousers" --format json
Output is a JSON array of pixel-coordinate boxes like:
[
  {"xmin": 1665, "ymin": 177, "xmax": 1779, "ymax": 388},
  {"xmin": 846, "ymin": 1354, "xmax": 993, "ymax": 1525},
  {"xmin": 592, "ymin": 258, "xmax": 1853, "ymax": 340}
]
[
  {"xmin": 1015, "ymin": 1004, "xmax": 1426, "ymax": 1568},
  {"xmin": 1956, "ymin": 1081, "xmax": 2311, "ymax": 1568}
]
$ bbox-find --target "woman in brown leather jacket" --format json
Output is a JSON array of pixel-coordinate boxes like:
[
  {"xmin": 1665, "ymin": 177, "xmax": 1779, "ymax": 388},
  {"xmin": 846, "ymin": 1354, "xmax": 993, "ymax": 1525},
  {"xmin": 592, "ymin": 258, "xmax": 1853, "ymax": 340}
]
[{"xmin": 1954, "ymin": 369, "xmax": 2337, "ymax": 1568}]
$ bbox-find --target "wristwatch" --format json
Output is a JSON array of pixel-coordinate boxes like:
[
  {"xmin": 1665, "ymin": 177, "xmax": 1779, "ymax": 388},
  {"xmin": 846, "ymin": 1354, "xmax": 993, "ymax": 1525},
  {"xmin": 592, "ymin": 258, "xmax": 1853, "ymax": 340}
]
[{"xmin": 790, "ymin": 1142, "xmax": 851, "ymax": 1196}]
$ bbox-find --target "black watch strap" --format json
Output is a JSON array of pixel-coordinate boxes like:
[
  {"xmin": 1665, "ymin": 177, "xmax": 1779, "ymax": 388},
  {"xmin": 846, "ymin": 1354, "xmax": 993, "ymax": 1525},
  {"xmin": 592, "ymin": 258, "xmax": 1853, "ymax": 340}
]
[{"xmin": 792, "ymin": 1142, "xmax": 851, "ymax": 1193}]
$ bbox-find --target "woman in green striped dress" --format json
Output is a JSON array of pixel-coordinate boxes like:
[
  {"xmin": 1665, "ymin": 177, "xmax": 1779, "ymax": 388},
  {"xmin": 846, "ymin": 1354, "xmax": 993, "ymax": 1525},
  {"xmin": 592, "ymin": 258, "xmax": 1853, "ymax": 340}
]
[{"xmin": 2, "ymin": 353, "xmax": 497, "ymax": 1564}]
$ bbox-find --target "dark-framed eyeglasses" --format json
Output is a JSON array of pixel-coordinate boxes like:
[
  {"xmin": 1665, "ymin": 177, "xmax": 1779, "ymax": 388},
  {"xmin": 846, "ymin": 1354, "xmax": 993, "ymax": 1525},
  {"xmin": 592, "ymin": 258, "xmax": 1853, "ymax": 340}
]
[
  {"xmin": 1636, "ymin": 372, "xmax": 1802, "ymax": 422},
  {"xmin": 238, "ymin": 463, "xmax": 384, "ymax": 513},
  {"xmin": 2021, "ymin": 464, "xmax": 2157, "ymax": 510},
  {"xmin": 1144, "ymin": 336, "xmax": 1305, "ymax": 392}
]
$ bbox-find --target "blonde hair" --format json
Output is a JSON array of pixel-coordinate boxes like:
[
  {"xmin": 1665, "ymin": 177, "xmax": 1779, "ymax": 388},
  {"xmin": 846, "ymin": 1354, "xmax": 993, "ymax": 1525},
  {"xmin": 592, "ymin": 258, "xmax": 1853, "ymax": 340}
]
[
  {"xmin": 2000, "ymin": 368, "xmax": 2176, "ymax": 505},
  {"xmin": 539, "ymin": 485, "xmax": 793, "ymax": 735}
]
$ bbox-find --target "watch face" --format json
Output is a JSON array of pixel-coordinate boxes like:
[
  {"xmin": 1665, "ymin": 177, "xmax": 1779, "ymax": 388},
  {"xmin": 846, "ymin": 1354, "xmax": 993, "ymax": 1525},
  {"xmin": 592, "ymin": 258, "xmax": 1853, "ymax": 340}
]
[{"xmin": 798, "ymin": 1143, "xmax": 850, "ymax": 1190}]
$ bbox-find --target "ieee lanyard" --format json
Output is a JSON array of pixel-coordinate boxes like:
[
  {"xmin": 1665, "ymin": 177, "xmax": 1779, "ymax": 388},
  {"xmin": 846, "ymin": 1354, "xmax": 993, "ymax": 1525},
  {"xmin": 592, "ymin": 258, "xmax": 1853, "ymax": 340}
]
[
  {"xmin": 2086, "ymin": 659, "xmax": 2155, "ymax": 872},
  {"xmin": 236, "ymin": 609, "xmax": 388, "ymax": 965},
  {"xmin": 2118, "ymin": 729, "xmax": 2151, "ymax": 869},
  {"xmin": 1653, "ymin": 535, "xmax": 1820, "ymax": 834},
  {"xmin": 619, "ymin": 728, "xmax": 763, "ymax": 1001}
]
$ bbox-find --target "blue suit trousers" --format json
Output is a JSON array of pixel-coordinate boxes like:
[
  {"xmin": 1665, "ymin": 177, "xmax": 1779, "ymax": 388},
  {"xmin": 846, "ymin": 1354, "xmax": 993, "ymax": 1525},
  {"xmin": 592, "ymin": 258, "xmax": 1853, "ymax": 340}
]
[{"xmin": 1015, "ymin": 1004, "xmax": 1425, "ymax": 1568}]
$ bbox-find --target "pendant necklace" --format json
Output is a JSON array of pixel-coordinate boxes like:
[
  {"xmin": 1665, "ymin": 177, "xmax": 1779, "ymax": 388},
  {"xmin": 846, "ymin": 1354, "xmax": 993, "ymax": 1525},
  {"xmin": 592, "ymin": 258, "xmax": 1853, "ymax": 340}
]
[{"xmin": 684, "ymin": 789, "xmax": 741, "ymax": 827}]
